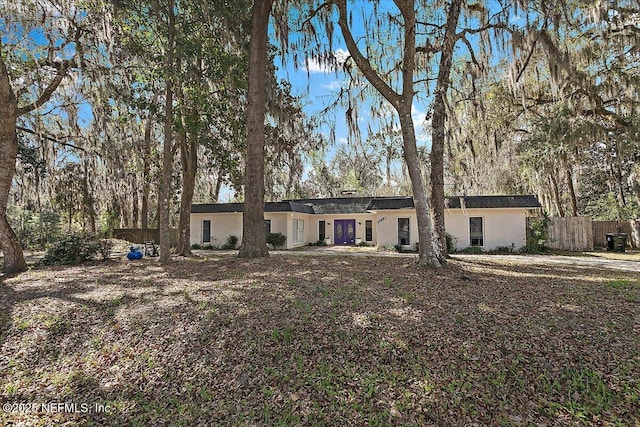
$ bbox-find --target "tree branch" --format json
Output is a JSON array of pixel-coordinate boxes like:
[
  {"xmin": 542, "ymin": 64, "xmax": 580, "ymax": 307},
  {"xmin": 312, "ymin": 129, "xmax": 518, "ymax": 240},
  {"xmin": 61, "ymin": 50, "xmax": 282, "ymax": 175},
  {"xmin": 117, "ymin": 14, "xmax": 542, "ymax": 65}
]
[
  {"xmin": 416, "ymin": 21, "xmax": 444, "ymax": 31},
  {"xmin": 413, "ymin": 77, "xmax": 438, "ymax": 85},
  {"xmin": 459, "ymin": 35, "xmax": 482, "ymax": 72},
  {"xmin": 16, "ymin": 65, "xmax": 71, "ymax": 116},
  {"xmin": 456, "ymin": 22, "xmax": 509, "ymax": 38},
  {"xmin": 334, "ymin": 0, "xmax": 401, "ymax": 106},
  {"xmin": 416, "ymin": 41, "xmax": 440, "ymax": 55},
  {"xmin": 513, "ymin": 30, "xmax": 541, "ymax": 83},
  {"xmin": 299, "ymin": 1, "xmax": 333, "ymax": 32},
  {"xmin": 395, "ymin": 0, "xmax": 416, "ymax": 101},
  {"xmin": 16, "ymin": 126, "xmax": 87, "ymax": 152},
  {"xmin": 17, "ymin": 27, "xmax": 83, "ymax": 116}
]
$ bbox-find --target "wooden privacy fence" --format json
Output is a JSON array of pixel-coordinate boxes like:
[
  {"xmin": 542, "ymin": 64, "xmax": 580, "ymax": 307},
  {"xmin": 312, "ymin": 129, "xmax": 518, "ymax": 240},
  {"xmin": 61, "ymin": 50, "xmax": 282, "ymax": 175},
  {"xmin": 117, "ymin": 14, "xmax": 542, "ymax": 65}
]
[
  {"xmin": 592, "ymin": 220, "xmax": 640, "ymax": 249},
  {"xmin": 113, "ymin": 228, "xmax": 178, "ymax": 246},
  {"xmin": 528, "ymin": 217, "xmax": 640, "ymax": 251},
  {"xmin": 546, "ymin": 217, "xmax": 594, "ymax": 251}
]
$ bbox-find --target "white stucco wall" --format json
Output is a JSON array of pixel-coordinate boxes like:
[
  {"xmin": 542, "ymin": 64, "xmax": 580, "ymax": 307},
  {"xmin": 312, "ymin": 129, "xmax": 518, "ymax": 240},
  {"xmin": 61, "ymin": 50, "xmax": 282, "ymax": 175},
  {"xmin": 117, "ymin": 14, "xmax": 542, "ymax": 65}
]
[
  {"xmin": 189, "ymin": 212, "xmax": 380, "ymax": 248},
  {"xmin": 375, "ymin": 209, "xmax": 419, "ymax": 249},
  {"xmin": 264, "ymin": 213, "xmax": 288, "ymax": 236},
  {"xmin": 444, "ymin": 208, "xmax": 527, "ymax": 251},
  {"xmin": 190, "ymin": 212, "xmax": 242, "ymax": 247},
  {"xmin": 190, "ymin": 206, "xmax": 530, "ymax": 251}
]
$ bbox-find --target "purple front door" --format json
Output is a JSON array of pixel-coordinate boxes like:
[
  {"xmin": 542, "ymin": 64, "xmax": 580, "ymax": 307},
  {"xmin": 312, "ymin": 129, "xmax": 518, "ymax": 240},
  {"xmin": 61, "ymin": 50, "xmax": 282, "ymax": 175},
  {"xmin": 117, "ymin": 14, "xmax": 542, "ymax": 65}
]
[{"xmin": 334, "ymin": 219, "xmax": 356, "ymax": 245}]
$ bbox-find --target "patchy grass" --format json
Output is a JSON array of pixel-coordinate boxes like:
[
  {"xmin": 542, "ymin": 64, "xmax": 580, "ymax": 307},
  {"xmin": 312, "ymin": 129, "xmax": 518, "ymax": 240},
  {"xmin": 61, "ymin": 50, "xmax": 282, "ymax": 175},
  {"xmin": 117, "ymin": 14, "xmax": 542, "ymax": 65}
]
[
  {"xmin": 607, "ymin": 278, "xmax": 638, "ymax": 289},
  {"xmin": 1, "ymin": 255, "xmax": 639, "ymax": 426}
]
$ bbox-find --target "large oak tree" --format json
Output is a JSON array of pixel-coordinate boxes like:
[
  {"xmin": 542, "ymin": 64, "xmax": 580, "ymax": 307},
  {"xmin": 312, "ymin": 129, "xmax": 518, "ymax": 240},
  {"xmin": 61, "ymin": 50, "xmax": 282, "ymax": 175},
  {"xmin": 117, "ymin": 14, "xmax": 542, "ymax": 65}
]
[
  {"xmin": 1, "ymin": 0, "xmax": 111, "ymax": 273},
  {"xmin": 238, "ymin": 0, "xmax": 273, "ymax": 258}
]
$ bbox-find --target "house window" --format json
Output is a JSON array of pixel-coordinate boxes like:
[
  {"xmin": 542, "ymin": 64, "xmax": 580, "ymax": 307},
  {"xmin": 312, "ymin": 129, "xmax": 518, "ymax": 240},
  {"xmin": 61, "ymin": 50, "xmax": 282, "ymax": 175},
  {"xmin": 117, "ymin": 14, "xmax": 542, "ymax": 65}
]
[
  {"xmin": 398, "ymin": 218, "xmax": 410, "ymax": 245},
  {"xmin": 318, "ymin": 220, "xmax": 326, "ymax": 241},
  {"xmin": 470, "ymin": 217, "xmax": 483, "ymax": 246},
  {"xmin": 365, "ymin": 220, "xmax": 373, "ymax": 242},
  {"xmin": 265, "ymin": 220, "xmax": 271, "ymax": 237},
  {"xmin": 202, "ymin": 220, "xmax": 211, "ymax": 243},
  {"xmin": 293, "ymin": 219, "xmax": 304, "ymax": 244}
]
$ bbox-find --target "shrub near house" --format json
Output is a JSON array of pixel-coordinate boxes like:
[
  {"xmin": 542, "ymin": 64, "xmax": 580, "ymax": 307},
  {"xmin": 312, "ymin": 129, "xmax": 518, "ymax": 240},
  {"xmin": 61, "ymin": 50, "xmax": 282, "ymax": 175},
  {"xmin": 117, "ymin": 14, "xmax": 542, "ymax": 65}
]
[{"xmin": 267, "ymin": 232, "xmax": 286, "ymax": 248}]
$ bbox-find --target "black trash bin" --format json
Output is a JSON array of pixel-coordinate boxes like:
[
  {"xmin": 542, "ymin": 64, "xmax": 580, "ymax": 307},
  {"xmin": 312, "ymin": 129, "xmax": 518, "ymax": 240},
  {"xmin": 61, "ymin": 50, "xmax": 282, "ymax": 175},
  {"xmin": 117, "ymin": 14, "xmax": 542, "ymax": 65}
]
[{"xmin": 605, "ymin": 233, "xmax": 627, "ymax": 252}]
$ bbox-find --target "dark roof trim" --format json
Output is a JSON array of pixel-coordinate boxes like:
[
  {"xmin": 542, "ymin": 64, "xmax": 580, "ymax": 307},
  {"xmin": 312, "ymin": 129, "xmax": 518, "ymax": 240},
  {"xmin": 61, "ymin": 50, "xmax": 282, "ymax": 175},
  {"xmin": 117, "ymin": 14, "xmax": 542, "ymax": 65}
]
[
  {"xmin": 191, "ymin": 195, "xmax": 542, "ymax": 214},
  {"xmin": 367, "ymin": 197, "xmax": 414, "ymax": 210},
  {"xmin": 190, "ymin": 203, "xmax": 244, "ymax": 213},
  {"xmin": 444, "ymin": 195, "xmax": 542, "ymax": 209}
]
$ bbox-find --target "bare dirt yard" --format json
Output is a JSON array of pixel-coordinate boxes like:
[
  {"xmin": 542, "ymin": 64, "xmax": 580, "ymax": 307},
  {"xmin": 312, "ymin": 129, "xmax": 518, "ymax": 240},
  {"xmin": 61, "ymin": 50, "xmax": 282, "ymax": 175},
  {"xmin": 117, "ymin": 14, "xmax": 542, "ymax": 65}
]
[{"xmin": 1, "ymin": 254, "xmax": 639, "ymax": 426}]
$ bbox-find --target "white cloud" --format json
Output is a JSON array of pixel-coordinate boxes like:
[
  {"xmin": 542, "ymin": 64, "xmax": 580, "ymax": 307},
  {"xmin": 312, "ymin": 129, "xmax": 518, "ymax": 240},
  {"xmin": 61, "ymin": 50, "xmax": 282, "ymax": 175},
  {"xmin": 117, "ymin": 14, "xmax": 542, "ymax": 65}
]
[
  {"xmin": 302, "ymin": 164, "xmax": 314, "ymax": 180},
  {"xmin": 337, "ymin": 137, "xmax": 348, "ymax": 145},
  {"xmin": 412, "ymin": 103, "xmax": 432, "ymax": 147},
  {"xmin": 304, "ymin": 57, "xmax": 327, "ymax": 73},
  {"xmin": 323, "ymin": 80, "xmax": 344, "ymax": 91},
  {"xmin": 304, "ymin": 49, "xmax": 349, "ymax": 74},
  {"xmin": 411, "ymin": 103, "xmax": 428, "ymax": 129},
  {"xmin": 333, "ymin": 49, "xmax": 349, "ymax": 65}
]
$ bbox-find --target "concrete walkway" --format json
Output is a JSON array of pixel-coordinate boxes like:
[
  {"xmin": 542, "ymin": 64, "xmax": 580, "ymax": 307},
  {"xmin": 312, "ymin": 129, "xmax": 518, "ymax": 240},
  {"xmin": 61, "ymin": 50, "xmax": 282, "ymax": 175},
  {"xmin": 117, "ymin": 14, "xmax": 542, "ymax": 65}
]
[
  {"xmin": 453, "ymin": 253, "xmax": 640, "ymax": 273},
  {"xmin": 283, "ymin": 245, "xmax": 416, "ymax": 257},
  {"xmin": 194, "ymin": 246, "xmax": 417, "ymax": 258}
]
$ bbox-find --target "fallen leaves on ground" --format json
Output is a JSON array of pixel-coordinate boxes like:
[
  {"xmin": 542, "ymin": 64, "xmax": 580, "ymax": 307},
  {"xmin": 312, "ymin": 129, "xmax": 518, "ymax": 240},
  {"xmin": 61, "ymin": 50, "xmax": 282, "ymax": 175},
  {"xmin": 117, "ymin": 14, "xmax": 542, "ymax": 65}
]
[{"xmin": 0, "ymin": 254, "xmax": 638, "ymax": 426}]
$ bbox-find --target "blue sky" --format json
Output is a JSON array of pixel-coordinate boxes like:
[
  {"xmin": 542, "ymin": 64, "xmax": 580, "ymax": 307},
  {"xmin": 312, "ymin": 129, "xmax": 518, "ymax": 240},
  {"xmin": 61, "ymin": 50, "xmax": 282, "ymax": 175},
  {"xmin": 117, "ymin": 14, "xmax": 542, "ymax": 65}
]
[
  {"xmin": 4, "ymin": 1, "xmax": 489, "ymax": 202},
  {"xmin": 266, "ymin": 2, "xmax": 436, "ymax": 196},
  {"xmin": 276, "ymin": 50, "xmax": 432, "ymax": 149},
  {"xmin": 269, "ymin": 0, "xmax": 528, "ymax": 162},
  {"xmin": 264, "ymin": 0, "xmax": 531, "ymax": 200}
]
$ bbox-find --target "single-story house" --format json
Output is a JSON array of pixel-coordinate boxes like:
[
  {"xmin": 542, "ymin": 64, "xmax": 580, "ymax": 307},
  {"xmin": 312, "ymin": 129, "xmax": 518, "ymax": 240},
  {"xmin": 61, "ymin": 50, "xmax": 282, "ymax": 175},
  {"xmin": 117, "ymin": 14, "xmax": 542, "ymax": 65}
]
[{"xmin": 190, "ymin": 195, "xmax": 542, "ymax": 251}]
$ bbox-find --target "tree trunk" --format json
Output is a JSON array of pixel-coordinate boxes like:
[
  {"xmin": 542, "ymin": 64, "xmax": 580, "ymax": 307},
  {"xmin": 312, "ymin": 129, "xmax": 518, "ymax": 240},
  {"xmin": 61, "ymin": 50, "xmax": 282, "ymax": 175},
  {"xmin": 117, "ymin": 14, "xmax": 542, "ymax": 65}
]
[
  {"xmin": 549, "ymin": 174, "xmax": 564, "ymax": 217},
  {"xmin": 213, "ymin": 169, "xmax": 223, "ymax": 202},
  {"xmin": 629, "ymin": 219, "xmax": 640, "ymax": 249},
  {"xmin": 132, "ymin": 173, "xmax": 139, "ymax": 229},
  {"xmin": 430, "ymin": 0, "xmax": 461, "ymax": 260},
  {"xmin": 398, "ymin": 107, "xmax": 441, "ymax": 267},
  {"xmin": 614, "ymin": 140, "xmax": 626, "ymax": 207},
  {"xmin": 83, "ymin": 160, "xmax": 96, "ymax": 233},
  {"xmin": 120, "ymin": 194, "xmax": 129, "ymax": 228},
  {"xmin": 539, "ymin": 192, "xmax": 548, "ymax": 213},
  {"xmin": 0, "ymin": 58, "xmax": 27, "ymax": 273},
  {"xmin": 3, "ymin": 39, "xmax": 69, "ymax": 269},
  {"xmin": 159, "ymin": 1, "xmax": 176, "ymax": 264},
  {"xmin": 385, "ymin": 146, "xmax": 393, "ymax": 189},
  {"xmin": 141, "ymin": 176, "xmax": 149, "ymax": 230},
  {"xmin": 565, "ymin": 163, "xmax": 578, "ymax": 217},
  {"xmin": 285, "ymin": 160, "xmax": 295, "ymax": 199},
  {"xmin": 175, "ymin": 49, "xmax": 202, "ymax": 257},
  {"xmin": 335, "ymin": 0, "xmax": 439, "ymax": 267},
  {"xmin": 155, "ymin": 194, "xmax": 161, "ymax": 229},
  {"xmin": 238, "ymin": 0, "xmax": 273, "ymax": 258},
  {"xmin": 141, "ymin": 110, "xmax": 153, "ymax": 230},
  {"xmin": 176, "ymin": 126, "xmax": 197, "ymax": 256}
]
